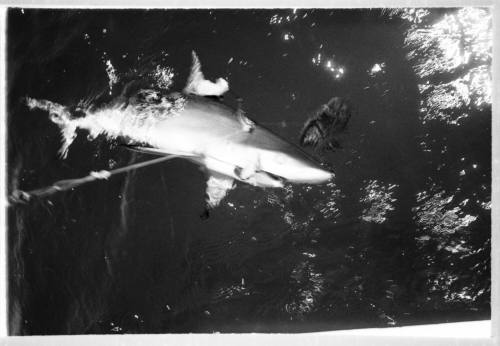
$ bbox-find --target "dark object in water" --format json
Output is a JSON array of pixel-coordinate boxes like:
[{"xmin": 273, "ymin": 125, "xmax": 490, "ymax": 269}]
[
  {"xmin": 300, "ymin": 97, "xmax": 352, "ymax": 151},
  {"xmin": 200, "ymin": 208, "xmax": 210, "ymax": 220}
]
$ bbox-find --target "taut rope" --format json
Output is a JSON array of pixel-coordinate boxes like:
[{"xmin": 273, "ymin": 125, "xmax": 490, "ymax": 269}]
[{"xmin": 8, "ymin": 155, "xmax": 178, "ymax": 206}]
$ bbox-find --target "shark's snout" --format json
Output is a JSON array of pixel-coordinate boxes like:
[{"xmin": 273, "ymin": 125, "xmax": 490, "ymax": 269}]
[
  {"xmin": 305, "ymin": 167, "xmax": 334, "ymax": 183},
  {"xmin": 261, "ymin": 151, "xmax": 334, "ymax": 185},
  {"xmin": 288, "ymin": 164, "xmax": 334, "ymax": 184}
]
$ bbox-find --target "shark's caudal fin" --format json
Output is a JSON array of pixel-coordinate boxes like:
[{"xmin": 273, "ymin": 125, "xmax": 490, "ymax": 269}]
[
  {"xmin": 183, "ymin": 51, "xmax": 229, "ymax": 97},
  {"xmin": 300, "ymin": 97, "xmax": 352, "ymax": 151},
  {"xmin": 26, "ymin": 97, "xmax": 77, "ymax": 158}
]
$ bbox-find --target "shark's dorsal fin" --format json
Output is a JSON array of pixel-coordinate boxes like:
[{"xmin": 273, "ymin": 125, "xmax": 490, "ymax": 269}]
[
  {"xmin": 184, "ymin": 51, "xmax": 229, "ymax": 97},
  {"xmin": 184, "ymin": 51, "xmax": 205, "ymax": 95}
]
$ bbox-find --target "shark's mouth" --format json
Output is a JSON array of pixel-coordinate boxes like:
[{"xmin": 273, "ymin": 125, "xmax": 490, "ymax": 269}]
[
  {"xmin": 261, "ymin": 171, "xmax": 286, "ymax": 186},
  {"xmin": 244, "ymin": 169, "xmax": 285, "ymax": 189}
]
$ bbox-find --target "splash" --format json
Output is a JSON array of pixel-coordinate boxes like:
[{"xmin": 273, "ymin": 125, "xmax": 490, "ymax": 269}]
[
  {"xmin": 151, "ymin": 65, "xmax": 175, "ymax": 90},
  {"xmin": 105, "ymin": 60, "xmax": 119, "ymax": 95}
]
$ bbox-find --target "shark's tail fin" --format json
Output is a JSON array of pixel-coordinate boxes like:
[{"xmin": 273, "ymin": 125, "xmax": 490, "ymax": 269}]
[{"xmin": 25, "ymin": 97, "xmax": 78, "ymax": 159}]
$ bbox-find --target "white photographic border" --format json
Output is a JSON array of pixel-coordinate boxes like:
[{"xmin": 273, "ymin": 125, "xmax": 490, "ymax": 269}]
[{"xmin": 0, "ymin": 0, "xmax": 497, "ymax": 345}]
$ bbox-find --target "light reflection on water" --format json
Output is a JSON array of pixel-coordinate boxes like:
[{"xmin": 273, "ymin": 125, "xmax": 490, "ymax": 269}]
[{"xmin": 404, "ymin": 7, "xmax": 492, "ymax": 124}]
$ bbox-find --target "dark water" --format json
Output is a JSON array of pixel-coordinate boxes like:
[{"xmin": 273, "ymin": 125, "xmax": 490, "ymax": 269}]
[{"xmin": 7, "ymin": 8, "xmax": 491, "ymax": 334}]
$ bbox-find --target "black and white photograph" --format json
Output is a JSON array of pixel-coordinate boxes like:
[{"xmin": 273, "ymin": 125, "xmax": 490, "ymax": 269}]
[{"xmin": 3, "ymin": 6, "xmax": 493, "ymax": 336}]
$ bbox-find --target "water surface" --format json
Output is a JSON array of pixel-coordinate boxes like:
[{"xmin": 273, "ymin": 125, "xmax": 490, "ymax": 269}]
[{"xmin": 7, "ymin": 8, "xmax": 491, "ymax": 334}]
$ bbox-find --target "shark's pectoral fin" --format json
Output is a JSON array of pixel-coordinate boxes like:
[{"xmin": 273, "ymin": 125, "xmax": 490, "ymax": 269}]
[
  {"xmin": 204, "ymin": 172, "xmax": 235, "ymax": 214},
  {"xmin": 234, "ymin": 166, "xmax": 251, "ymax": 181},
  {"xmin": 234, "ymin": 159, "xmax": 260, "ymax": 182}
]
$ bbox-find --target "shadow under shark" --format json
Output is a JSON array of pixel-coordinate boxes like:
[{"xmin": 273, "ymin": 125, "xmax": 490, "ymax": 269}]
[{"xmin": 26, "ymin": 52, "xmax": 334, "ymax": 216}]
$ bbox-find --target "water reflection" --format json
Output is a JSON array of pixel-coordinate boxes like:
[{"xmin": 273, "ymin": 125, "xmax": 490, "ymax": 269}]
[
  {"xmin": 403, "ymin": 8, "xmax": 492, "ymax": 124},
  {"xmin": 360, "ymin": 180, "xmax": 398, "ymax": 224}
]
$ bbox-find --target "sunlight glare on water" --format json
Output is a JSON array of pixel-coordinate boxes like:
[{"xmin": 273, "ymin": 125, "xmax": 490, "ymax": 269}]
[{"xmin": 404, "ymin": 8, "xmax": 492, "ymax": 124}]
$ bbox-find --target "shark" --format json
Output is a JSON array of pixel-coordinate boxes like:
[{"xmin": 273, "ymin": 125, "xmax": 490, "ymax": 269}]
[{"xmin": 26, "ymin": 52, "xmax": 334, "ymax": 216}]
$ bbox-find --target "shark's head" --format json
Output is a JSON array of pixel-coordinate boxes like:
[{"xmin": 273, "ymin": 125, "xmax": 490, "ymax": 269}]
[{"xmin": 260, "ymin": 149, "xmax": 334, "ymax": 185}]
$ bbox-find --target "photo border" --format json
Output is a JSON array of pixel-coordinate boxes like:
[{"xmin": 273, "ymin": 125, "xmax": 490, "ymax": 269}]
[{"xmin": 0, "ymin": 1, "xmax": 497, "ymax": 345}]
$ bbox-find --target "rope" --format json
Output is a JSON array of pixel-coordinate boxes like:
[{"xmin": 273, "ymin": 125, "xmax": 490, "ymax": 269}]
[{"xmin": 8, "ymin": 154, "xmax": 179, "ymax": 206}]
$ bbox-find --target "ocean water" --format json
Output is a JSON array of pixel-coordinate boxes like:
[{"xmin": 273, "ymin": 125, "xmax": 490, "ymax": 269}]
[{"xmin": 7, "ymin": 8, "xmax": 491, "ymax": 334}]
